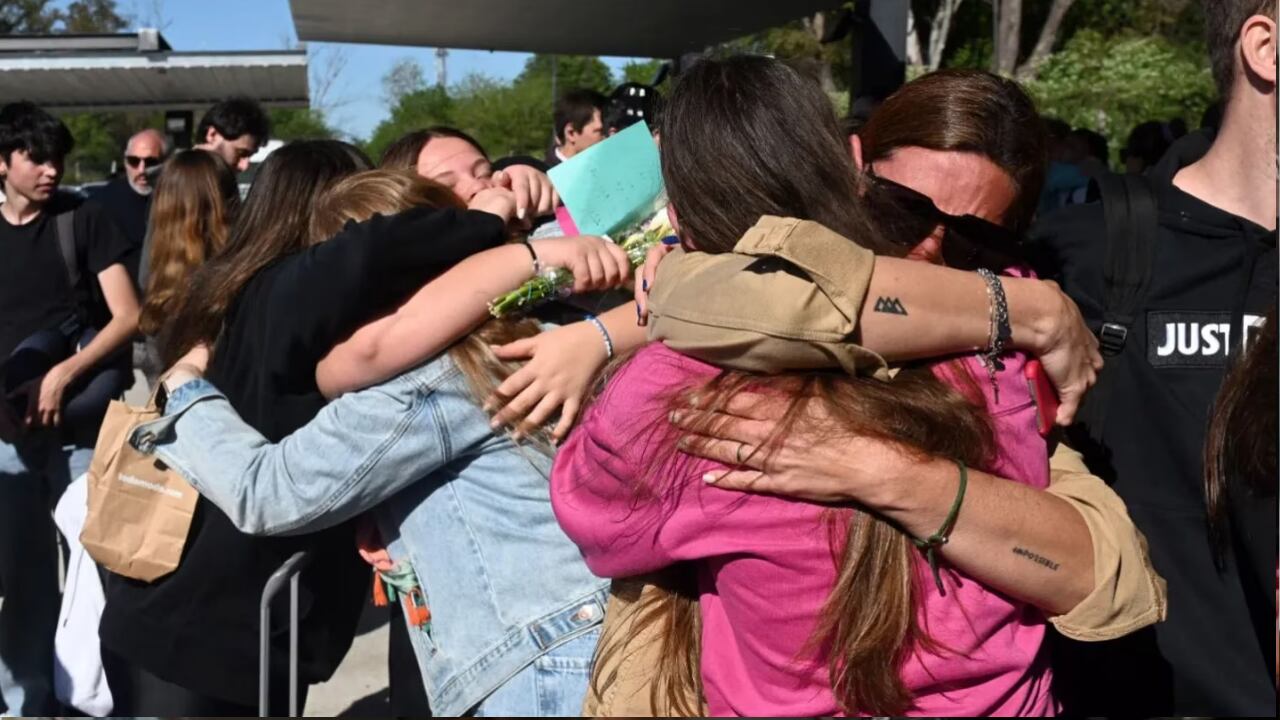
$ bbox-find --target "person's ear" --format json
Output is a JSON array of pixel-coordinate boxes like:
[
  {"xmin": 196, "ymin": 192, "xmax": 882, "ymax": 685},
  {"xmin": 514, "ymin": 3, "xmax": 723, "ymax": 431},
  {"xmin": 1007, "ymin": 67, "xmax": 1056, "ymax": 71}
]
[
  {"xmin": 666, "ymin": 203, "xmax": 681, "ymax": 237},
  {"xmin": 850, "ymin": 134, "xmax": 865, "ymax": 170},
  {"xmin": 1241, "ymin": 14, "xmax": 1277, "ymax": 86},
  {"xmin": 563, "ymin": 123, "xmax": 578, "ymax": 146},
  {"xmin": 204, "ymin": 126, "xmax": 221, "ymax": 146}
]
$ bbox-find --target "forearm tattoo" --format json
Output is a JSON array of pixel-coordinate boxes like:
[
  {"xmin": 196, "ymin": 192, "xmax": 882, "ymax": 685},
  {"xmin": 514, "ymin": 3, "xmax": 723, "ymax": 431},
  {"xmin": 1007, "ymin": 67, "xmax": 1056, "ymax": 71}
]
[
  {"xmin": 873, "ymin": 297, "xmax": 909, "ymax": 315},
  {"xmin": 1012, "ymin": 546, "xmax": 1060, "ymax": 571}
]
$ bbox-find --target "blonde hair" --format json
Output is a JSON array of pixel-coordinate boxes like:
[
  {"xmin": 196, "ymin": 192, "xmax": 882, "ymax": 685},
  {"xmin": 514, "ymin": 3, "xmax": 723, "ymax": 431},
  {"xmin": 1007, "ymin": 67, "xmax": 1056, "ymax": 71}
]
[{"xmin": 309, "ymin": 169, "xmax": 545, "ymax": 418}]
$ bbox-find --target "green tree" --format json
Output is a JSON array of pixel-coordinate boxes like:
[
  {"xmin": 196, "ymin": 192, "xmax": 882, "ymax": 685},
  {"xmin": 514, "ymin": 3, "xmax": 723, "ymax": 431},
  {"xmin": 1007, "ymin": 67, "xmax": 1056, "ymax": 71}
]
[
  {"xmin": 363, "ymin": 85, "xmax": 456, "ymax": 162},
  {"xmin": 269, "ymin": 108, "xmax": 338, "ymax": 142},
  {"xmin": 1026, "ymin": 30, "xmax": 1214, "ymax": 162},
  {"xmin": 61, "ymin": 0, "xmax": 127, "ymax": 32},
  {"xmin": 620, "ymin": 59, "xmax": 664, "ymax": 86},
  {"xmin": 514, "ymin": 54, "xmax": 613, "ymax": 95},
  {"xmin": 0, "ymin": 0, "xmax": 58, "ymax": 33}
]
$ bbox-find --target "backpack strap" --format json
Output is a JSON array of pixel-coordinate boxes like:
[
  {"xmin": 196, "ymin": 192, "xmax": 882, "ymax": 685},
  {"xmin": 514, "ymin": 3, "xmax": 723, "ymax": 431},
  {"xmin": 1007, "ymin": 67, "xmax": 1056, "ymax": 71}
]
[
  {"xmin": 54, "ymin": 208, "xmax": 80, "ymax": 293},
  {"xmin": 1079, "ymin": 174, "xmax": 1158, "ymax": 439}
]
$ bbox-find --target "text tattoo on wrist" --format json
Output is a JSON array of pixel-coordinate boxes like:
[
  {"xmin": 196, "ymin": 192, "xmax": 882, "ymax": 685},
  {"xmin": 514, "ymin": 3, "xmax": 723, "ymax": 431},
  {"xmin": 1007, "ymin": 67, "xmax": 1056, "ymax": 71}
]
[
  {"xmin": 1012, "ymin": 546, "xmax": 1060, "ymax": 571},
  {"xmin": 874, "ymin": 297, "xmax": 909, "ymax": 316}
]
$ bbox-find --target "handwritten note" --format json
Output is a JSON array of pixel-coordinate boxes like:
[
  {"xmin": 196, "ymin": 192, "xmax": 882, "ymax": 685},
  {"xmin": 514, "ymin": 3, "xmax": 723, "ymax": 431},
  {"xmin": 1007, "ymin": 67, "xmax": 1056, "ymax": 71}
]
[{"xmin": 548, "ymin": 121, "xmax": 664, "ymax": 238}]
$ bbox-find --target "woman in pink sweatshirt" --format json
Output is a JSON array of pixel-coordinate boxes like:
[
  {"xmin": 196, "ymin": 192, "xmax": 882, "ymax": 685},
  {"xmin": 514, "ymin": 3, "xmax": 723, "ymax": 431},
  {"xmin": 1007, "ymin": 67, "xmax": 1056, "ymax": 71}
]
[{"xmin": 551, "ymin": 56, "xmax": 1057, "ymax": 716}]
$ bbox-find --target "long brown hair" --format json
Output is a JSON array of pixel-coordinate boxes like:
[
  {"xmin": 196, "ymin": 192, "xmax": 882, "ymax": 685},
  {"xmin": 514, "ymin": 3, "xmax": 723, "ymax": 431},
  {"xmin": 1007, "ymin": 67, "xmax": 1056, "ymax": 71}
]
[
  {"xmin": 859, "ymin": 69, "xmax": 1047, "ymax": 236},
  {"xmin": 1204, "ymin": 305, "xmax": 1278, "ymax": 557},
  {"xmin": 159, "ymin": 140, "xmax": 372, "ymax": 366},
  {"xmin": 138, "ymin": 150, "xmax": 239, "ymax": 336},
  {"xmin": 307, "ymin": 169, "xmax": 544, "ymax": 414},
  {"xmin": 601, "ymin": 55, "xmax": 997, "ymax": 716}
]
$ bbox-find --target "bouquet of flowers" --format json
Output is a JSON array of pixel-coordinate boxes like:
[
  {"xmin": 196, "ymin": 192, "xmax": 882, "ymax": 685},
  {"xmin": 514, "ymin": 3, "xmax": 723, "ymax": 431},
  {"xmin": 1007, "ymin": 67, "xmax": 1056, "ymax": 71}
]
[{"xmin": 487, "ymin": 208, "xmax": 674, "ymax": 317}]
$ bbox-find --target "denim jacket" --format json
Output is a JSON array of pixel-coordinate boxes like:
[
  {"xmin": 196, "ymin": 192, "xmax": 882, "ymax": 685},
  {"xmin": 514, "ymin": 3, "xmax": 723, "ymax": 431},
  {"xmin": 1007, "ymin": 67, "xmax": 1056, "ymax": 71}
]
[{"xmin": 128, "ymin": 355, "xmax": 608, "ymax": 716}]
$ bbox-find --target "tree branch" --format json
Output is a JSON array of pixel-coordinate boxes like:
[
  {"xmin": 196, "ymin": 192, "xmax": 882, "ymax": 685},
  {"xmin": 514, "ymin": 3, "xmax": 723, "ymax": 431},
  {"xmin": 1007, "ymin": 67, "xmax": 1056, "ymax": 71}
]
[
  {"xmin": 1015, "ymin": 0, "xmax": 1077, "ymax": 81},
  {"xmin": 995, "ymin": 0, "xmax": 1023, "ymax": 76},
  {"xmin": 906, "ymin": 6, "xmax": 925, "ymax": 66},
  {"xmin": 927, "ymin": 0, "xmax": 965, "ymax": 71}
]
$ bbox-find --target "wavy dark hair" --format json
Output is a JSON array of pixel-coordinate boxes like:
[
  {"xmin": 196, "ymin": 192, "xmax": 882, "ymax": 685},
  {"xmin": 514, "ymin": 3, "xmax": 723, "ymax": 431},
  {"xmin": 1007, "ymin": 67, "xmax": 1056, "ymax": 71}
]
[
  {"xmin": 160, "ymin": 140, "xmax": 372, "ymax": 365},
  {"xmin": 593, "ymin": 55, "xmax": 997, "ymax": 716}
]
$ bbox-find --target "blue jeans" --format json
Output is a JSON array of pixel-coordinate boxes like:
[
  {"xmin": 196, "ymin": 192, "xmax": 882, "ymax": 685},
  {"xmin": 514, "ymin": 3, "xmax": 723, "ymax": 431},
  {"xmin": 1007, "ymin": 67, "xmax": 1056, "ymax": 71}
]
[
  {"xmin": 471, "ymin": 628, "xmax": 599, "ymax": 717},
  {"xmin": 0, "ymin": 434, "xmax": 92, "ymax": 716}
]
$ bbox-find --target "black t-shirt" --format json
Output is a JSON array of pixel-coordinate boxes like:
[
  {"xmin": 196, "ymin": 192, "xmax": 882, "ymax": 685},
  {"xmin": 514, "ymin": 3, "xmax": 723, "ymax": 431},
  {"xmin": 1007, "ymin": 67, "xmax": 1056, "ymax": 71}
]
[
  {"xmin": 0, "ymin": 193, "xmax": 135, "ymax": 360},
  {"xmin": 98, "ymin": 206, "xmax": 505, "ymax": 706},
  {"xmin": 1032, "ymin": 165, "xmax": 1277, "ymax": 716},
  {"xmin": 88, "ymin": 178, "xmax": 151, "ymax": 285}
]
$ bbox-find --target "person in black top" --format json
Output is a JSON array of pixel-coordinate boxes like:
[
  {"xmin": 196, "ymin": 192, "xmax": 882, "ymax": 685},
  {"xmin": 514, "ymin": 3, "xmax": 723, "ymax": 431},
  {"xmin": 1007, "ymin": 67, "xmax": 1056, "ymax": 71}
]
[
  {"xmin": 1030, "ymin": 1, "xmax": 1277, "ymax": 715},
  {"xmin": 0, "ymin": 101, "xmax": 140, "ymax": 715},
  {"xmin": 98, "ymin": 140, "xmax": 512, "ymax": 716},
  {"xmin": 89, "ymin": 128, "xmax": 168, "ymax": 287}
]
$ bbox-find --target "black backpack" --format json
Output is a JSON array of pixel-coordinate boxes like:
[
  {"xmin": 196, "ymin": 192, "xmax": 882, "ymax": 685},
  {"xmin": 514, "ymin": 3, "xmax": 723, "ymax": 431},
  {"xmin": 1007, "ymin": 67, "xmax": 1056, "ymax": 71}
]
[{"xmin": 1076, "ymin": 173, "xmax": 1159, "ymax": 442}]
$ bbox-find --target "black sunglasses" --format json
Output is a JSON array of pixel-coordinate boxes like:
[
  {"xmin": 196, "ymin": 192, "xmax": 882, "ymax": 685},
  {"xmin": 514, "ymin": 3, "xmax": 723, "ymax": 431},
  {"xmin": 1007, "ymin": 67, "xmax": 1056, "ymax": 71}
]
[
  {"xmin": 863, "ymin": 168, "xmax": 1025, "ymax": 271},
  {"xmin": 125, "ymin": 155, "xmax": 162, "ymax": 169}
]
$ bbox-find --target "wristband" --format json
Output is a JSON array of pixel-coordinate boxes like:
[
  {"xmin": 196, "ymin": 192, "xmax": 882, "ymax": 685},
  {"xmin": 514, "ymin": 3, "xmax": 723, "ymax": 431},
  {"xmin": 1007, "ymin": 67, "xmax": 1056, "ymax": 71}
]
[
  {"xmin": 521, "ymin": 239, "xmax": 541, "ymax": 277},
  {"xmin": 911, "ymin": 459, "xmax": 968, "ymax": 596},
  {"xmin": 584, "ymin": 314, "xmax": 615, "ymax": 359}
]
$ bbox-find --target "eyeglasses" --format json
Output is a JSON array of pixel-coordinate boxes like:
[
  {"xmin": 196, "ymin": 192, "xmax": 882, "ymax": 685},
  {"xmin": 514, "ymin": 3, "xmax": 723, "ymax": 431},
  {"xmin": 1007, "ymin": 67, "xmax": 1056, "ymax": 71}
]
[
  {"xmin": 863, "ymin": 168, "xmax": 1025, "ymax": 271},
  {"xmin": 125, "ymin": 155, "xmax": 162, "ymax": 169}
]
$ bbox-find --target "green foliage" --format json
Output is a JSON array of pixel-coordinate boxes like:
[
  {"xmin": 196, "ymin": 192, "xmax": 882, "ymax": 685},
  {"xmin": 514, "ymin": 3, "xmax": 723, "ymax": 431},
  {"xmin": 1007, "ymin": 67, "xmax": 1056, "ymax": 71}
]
[
  {"xmin": 365, "ymin": 54, "xmax": 624, "ymax": 162},
  {"xmin": 0, "ymin": 0, "xmax": 127, "ymax": 33},
  {"xmin": 62, "ymin": 112, "xmax": 162, "ymax": 184},
  {"xmin": 515, "ymin": 54, "xmax": 613, "ymax": 95},
  {"xmin": 61, "ymin": 0, "xmax": 127, "ymax": 32},
  {"xmin": 621, "ymin": 59, "xmax": 665, "ymax": 86},
  {"xmin": 1026, "ymin": 30, "xmax": 1215, "ymax": 162},
  {"xmin": 363, "ymin": 85, "xmax": 456, "ymax": 162},
  {"xmin": 269, "ymin": 108, "xmax": 338, "ymax": 142}
]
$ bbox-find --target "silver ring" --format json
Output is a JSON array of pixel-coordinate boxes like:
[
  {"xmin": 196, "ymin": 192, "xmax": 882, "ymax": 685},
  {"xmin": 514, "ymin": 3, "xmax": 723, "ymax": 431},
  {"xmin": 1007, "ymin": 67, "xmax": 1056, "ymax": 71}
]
[{"xmin": 735, "ymin": 442, "xmax": 748, "ymax": 464}]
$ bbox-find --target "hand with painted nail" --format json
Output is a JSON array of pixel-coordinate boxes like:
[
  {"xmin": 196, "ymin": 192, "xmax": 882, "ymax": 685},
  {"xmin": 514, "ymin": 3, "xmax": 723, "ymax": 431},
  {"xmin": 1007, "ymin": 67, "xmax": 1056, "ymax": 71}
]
[
  {"xmin": 634, "ymin": 235, "xmax": 681, "ymax": 326},
  {"xmin": 493, "ymin": 165, "xmax": 560, "ymax": 224},
  {"xmin": 671, "ymin": 390, "xmax": 922, "ymax": 504},
  {"xmin": 485, "ymin": 320, "xmax": 610, "ymax": 442}
]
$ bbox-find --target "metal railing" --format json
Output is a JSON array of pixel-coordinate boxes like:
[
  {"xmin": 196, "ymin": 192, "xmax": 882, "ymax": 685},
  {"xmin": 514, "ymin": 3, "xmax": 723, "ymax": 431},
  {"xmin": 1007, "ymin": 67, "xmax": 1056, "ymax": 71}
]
[{"xmin": 258, "ymin": 551, "xmax": 310, "ymax": 717}]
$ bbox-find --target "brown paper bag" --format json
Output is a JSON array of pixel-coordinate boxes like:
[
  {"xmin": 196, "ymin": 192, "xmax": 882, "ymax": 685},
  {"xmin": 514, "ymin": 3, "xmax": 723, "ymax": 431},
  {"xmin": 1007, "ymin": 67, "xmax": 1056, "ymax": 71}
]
[{"xmin": 80, "ymin": 383, "xmax": 197, "ymax": 582}]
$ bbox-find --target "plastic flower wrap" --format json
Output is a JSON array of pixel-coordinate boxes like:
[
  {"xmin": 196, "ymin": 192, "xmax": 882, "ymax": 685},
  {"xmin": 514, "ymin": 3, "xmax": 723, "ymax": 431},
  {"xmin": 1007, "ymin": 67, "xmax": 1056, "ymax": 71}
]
[{"xmin": 487, "ymin": 208, "xmax": 674, "ymax": 317}]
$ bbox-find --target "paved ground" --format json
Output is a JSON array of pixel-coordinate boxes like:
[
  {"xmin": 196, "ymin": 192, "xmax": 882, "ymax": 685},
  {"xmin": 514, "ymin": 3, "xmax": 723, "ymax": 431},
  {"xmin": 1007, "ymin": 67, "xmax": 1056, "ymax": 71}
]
[{"xmin": 307, "ymin": 599, "xmax": 391, "ymax": 717}]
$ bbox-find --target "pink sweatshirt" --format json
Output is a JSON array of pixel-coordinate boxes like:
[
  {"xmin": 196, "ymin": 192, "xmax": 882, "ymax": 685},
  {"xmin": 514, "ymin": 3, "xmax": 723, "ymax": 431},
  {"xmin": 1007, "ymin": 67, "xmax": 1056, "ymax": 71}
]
[{"xmin": 552, "ymin": 342, "xmax": 1056, "ymax": 717}]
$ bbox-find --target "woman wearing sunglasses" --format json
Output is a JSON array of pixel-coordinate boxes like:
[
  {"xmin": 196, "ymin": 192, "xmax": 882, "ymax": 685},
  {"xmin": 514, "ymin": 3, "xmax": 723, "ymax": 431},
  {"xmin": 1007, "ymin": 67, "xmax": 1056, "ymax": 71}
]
[{"xmin": 549, "ymin": 66, "xmax": 1164, "ymax": 716}]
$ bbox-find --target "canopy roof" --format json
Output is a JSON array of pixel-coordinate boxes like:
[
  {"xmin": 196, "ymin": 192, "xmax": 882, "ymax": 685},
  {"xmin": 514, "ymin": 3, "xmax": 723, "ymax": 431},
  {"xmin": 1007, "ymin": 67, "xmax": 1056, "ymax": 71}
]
[
  {"xmin": 290, "ymin": 0, "xmax": 847, "ymax": 58},
  {"xmin": 0, "ymin": 30, "xmax": 308, "ymax": 113}
]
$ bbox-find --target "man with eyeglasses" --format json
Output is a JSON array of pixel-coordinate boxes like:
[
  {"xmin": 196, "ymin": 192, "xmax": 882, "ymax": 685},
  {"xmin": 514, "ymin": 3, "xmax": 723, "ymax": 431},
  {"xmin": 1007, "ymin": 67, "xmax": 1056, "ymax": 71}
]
[{"xmin": 89, "ymin": 128, "xmax": 169, "ymax": 286}]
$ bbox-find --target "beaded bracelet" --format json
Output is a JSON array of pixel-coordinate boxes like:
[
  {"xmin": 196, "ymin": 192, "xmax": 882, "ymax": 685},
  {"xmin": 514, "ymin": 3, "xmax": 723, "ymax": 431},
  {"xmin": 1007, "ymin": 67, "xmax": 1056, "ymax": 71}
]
[
  {"xmin": 911, "ymin": 460, "xmax": 968, "ymax": 596},
  {"xmin": 585, "ymin": 314, "xmax": 615, "ymax": 359}
]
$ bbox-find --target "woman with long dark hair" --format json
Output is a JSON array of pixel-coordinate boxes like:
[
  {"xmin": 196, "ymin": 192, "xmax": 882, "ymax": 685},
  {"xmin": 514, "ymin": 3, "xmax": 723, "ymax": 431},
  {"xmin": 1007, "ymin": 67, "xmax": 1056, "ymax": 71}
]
[
  {"xmin": 100, "ymin": 140, "xmax": 519, "ymax": 715},
  {"xmin": 551, "ymin": 56, "xmax": 1066, "ymax": 716}
]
